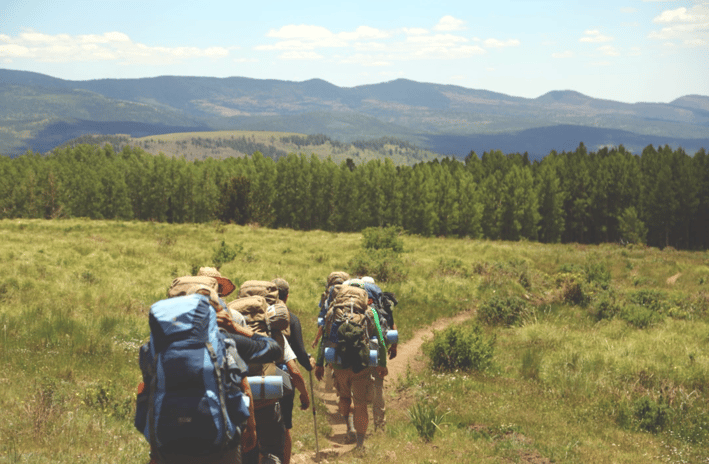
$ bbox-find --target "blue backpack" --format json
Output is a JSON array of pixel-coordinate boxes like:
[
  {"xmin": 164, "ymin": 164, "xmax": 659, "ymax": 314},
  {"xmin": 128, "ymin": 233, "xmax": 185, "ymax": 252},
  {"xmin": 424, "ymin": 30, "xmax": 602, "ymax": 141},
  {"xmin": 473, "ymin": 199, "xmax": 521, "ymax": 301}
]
[{"xmin": 135, "ymin": 293, "xmax": 250, "ymax": 456}]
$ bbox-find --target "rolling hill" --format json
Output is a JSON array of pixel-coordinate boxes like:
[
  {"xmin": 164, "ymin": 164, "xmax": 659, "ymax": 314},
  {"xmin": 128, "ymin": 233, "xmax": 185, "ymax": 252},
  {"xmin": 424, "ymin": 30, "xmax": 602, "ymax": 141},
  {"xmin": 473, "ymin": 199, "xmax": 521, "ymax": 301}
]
[{"xmin": 1, "ymin": 69, "xmax": 707, "ymax": 159}]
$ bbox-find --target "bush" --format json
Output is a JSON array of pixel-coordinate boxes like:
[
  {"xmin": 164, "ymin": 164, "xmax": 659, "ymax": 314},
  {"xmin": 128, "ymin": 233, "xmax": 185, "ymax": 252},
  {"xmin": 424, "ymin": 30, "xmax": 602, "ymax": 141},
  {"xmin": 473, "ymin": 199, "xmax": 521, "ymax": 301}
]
[
  {"xmin": 554, "ymin": 272, "xmax": 590, "ymax": 306},
  {"xmin": 629, "ymin": 289, "xmax": 667, "ymax": 313},
  {"xmin": 348, "ymin": 249, "xmax": 407, "ymax": 283},
  {"xmin": 424, "ymin": 322, "xmax": 495, "ymax": 372},
  {"xmin": 212, "ymin": 240, "xmax": 242, "ymax": 268},
  {"xmin": 361, "ymin": 226, "xmax": 404, "ymax": 252},
  {"xmin": 590, "ymin": 290, "xmax": 621, "ymax": 321},
  {"xmin": 408, "ymin": 400, "xmax": 448, "ymax": 442},
  {"xmin": 620, "ymin": 304, "xmax": 663, "ymax": 328},
  {"xmin": 477, "ymin": 295, "xmax": 530, "ymax": 327},
  {"xmin": 584, "ymin": 260, "xmax": 611, "ymax": 289},
  {"xmin": 633, "ymin": 396, "xmax": 669, "ymax": 433}
]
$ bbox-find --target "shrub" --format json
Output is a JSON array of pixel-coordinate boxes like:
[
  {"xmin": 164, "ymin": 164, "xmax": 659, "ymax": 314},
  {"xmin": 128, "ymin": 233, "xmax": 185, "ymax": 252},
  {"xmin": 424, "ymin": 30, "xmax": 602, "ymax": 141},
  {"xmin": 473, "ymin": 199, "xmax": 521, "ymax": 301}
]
[
  {"xmin": 554, "ymin": 272, "xmax": 590, "ymax": 306},
  {"xmin": 633, "ymin": 396, "xmax": 669, "ymax": 433},
  {"xmin": 590, "ymin": 290, "xmax": 621, "ymax": 321},
  {"xmin": 629, "ymin": 289, "xmax": 667, "ymax": 313},
  {"xmin": 520, "ymin": 347, "xmax": 543, "ymax": 381},
  {"xmin": 584, "ymin": 260, "xmax": 611, "ymax": 289},
  {"xmin": 361, "ymin": 226, "xmax": 404, "ymax": 252},
  {"xmin": 408, "ymin": 400, "xmax": 448, "ymax": 442},
  {"xmin": 348, "ymin": 249, "xmax": 407, "ymax": 283},
  {"xmin": 212, "ymin": 240, "xmax": 242, "ymax": 268},
  {"xmin": 477, "ymin": 295, "xmax": 530, "ymax": 327},
  {"xmin": 620, "ymin": 304, "xmax": 663, "ymax": 328},
  {"xmin": 424, "ymin": 322, "xmax": 495, "ymax": 372}
]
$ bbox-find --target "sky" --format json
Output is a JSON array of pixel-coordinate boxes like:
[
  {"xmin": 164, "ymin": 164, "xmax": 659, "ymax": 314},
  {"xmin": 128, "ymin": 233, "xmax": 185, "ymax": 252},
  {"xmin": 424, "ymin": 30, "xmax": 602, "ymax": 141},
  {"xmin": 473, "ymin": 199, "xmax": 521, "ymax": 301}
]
[{"xmin": 0, "ymin": 0, "xmax": 707, "ymax": 104}]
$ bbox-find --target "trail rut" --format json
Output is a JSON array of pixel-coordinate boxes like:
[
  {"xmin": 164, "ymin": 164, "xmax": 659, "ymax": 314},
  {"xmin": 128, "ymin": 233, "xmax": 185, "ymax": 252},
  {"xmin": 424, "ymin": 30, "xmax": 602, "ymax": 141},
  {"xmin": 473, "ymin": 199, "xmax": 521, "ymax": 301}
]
[{"xmin": 292, "ymin": 311, "xmax": 474, "ymax": 463}]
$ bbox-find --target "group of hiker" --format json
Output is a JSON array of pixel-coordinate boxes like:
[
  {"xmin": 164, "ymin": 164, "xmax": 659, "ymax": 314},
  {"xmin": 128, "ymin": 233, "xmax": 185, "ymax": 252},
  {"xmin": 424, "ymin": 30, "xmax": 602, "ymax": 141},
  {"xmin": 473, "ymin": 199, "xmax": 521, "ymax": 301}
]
[{"xmin": 134, "ymin": 268, "xmax": 398, "ymax": 464}]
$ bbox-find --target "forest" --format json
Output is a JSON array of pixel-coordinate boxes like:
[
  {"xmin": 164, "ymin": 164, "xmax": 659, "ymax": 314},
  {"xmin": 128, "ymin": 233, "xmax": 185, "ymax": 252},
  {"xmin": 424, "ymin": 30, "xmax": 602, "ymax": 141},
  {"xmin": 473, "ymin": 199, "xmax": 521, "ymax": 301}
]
[{"xmin": 1, "ymin": 142, "xmax": 707, "ymax": 250}]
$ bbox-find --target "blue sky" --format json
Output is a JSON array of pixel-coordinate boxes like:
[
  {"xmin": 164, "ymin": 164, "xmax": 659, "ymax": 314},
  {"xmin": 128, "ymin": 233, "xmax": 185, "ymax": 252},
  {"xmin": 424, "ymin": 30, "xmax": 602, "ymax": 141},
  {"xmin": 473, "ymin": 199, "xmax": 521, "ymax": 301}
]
[{"xmin": 1, "ymin": 0, "xmax": 707, "ymax": 103}]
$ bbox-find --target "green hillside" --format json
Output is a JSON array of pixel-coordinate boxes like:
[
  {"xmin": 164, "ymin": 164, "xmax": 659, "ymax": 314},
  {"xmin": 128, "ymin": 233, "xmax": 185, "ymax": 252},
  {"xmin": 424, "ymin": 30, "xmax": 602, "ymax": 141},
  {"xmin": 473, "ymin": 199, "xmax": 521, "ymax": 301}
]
[
  {"xmin": 60, "ymin": 130, "xmax": 440, "ymax": 165},
  {"xmin": 1, "ymin": 219, "xmax": 708, "ymax": 463}
]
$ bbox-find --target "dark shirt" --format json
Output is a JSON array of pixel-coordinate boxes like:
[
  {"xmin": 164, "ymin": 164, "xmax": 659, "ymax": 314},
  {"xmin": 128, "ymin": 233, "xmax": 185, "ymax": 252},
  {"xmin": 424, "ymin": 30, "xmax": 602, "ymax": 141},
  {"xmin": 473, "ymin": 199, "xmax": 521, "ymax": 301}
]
[
  {"xmin": 224, "ymin": 332, "xmax": 283, "ymax": 365},
  {"xmin": 287, "ymin": 312, "xmax": 312, "ymax": 371}
]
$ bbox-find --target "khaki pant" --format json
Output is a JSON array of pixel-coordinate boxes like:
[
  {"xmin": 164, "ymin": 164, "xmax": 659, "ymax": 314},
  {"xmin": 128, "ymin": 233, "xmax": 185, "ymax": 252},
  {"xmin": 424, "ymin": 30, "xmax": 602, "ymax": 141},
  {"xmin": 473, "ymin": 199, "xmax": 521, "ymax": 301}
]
[
  {"xmin": 372, "ymin": 372, "xmax": 385, "ymax": 428},
  {"xmin": 333, "ymin": 367, "xmax": 375, "ymax": 406}
]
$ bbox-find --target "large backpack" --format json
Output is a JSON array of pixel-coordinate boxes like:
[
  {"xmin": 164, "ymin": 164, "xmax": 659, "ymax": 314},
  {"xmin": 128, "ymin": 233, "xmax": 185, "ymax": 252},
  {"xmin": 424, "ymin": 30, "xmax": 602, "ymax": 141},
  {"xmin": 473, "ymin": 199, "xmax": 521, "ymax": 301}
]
[
  {"xmin": 135, "ymin": 293, "xmax": 250, "ymax": 457},
  {"xmin": 227, "ymin": 293, "xmax": 293, "ymax": 403},
  {"xmin": 323, "ymin": 286, "xmax": 379, "ymax": 373}
]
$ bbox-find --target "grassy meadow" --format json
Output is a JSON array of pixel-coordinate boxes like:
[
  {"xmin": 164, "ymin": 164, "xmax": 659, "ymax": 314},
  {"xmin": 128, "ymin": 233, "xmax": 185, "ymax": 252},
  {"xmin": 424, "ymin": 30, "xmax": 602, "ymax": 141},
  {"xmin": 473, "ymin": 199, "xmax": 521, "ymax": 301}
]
[{"xmin": 1, "ymin": 219, "xmax": 708, "ymax": 463}]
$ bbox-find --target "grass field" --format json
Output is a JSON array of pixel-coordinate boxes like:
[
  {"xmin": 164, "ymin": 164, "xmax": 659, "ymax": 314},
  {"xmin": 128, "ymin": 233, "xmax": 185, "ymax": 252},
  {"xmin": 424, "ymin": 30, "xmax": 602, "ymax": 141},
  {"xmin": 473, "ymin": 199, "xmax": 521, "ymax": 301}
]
[{"xmin": 1, "ymin": 219, "xmax": 708, "ymax": 463}]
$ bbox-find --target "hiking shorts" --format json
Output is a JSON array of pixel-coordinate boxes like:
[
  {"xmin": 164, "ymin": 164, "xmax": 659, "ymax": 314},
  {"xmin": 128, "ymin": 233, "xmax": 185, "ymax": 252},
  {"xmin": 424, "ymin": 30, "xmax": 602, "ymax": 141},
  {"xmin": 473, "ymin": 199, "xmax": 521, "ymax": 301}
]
[
  {"xmin": 279, "ymin": 393, "xmax": 294, "ymax": 429},
  {"xmin": 333, "ymin": 367, "xmax": 375, "ymax": 406}
]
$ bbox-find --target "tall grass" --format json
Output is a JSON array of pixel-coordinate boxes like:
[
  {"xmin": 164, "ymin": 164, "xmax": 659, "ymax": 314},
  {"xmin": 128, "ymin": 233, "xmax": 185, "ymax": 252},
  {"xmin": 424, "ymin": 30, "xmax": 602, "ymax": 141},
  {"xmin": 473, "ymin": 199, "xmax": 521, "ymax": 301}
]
[{"xmin": 1, "ymin": 219, "xmax": 708, "ymax": 462}]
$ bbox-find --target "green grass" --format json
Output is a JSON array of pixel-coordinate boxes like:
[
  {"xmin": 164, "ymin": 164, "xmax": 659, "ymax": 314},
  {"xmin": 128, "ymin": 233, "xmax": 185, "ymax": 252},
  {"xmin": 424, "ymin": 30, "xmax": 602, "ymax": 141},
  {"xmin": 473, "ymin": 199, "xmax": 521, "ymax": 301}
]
[{"xmin": 1, "ymin": 219, "xmax": 708, "ymax": 463}]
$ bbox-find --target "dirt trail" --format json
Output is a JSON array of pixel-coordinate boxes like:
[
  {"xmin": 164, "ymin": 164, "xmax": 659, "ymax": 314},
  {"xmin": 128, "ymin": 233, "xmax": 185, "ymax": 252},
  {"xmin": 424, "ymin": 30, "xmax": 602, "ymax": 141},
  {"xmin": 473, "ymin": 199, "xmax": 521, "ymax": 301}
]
[{"xmin": 293, "ymin": 311, "xmax": 474, "ymax": 463}]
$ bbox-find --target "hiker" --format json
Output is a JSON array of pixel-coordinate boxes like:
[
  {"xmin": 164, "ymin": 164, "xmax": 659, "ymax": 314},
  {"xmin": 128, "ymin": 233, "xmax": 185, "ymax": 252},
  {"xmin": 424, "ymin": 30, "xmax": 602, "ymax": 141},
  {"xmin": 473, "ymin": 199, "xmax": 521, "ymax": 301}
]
[
  {"xmin": 311, "ymin": 272, "xmax": 349, "ymax": 392},
  {"xmin": 137, "ymin": 274, "xmax": 283, "ymax": 464},
  {"xmin": 232, "ymin": 280, "xmax": 294, "ymax": 464},
  {"xmin": 361, "ymin": 276, "xmax": 398, "ymax": 431},
  {"xmin": 314, "ymin": 284, "xmax": 388, "ymax": 450},
  {"xmin": 272, "ymin": 278, "xmax": 312, "ymax": 464}
]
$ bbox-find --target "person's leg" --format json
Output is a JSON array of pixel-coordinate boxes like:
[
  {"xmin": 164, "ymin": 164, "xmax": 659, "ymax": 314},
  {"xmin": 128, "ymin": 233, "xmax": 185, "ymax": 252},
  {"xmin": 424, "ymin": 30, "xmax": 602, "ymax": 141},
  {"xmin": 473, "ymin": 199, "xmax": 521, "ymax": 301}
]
[
  {"xmin": 279, "ymin": 394, "xmax": 294, "ymax": 464},
  {"xmin": 372, "ymin": 373, "xmax": 385, "ymax": 429},
  {"xmin": 254, "ymin": 403, "xmax": 285, "ymax": 463},
  {"xmin": 333, "ymin": 369, "xmax": 356, "ymax": 442},
  {"xmin": 351, "ymin": 368, "xmax": 375, "ymax": 448}
]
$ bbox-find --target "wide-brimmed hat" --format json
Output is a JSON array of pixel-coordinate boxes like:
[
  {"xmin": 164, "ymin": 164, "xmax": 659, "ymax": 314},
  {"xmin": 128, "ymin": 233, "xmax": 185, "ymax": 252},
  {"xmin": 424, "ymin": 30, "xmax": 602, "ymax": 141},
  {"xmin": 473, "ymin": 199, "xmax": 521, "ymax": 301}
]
[{"xmin": 197, "ymin": 267, "xmax": 236, "ymax": 297}]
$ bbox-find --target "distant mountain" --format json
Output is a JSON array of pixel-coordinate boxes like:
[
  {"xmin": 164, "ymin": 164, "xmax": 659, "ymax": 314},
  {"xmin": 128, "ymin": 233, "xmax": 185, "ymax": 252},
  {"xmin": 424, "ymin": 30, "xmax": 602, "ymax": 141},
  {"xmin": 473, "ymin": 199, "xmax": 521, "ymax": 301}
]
[{"xmin": 1, "ymin": 69, "xmax": 707, "ymax": 158}]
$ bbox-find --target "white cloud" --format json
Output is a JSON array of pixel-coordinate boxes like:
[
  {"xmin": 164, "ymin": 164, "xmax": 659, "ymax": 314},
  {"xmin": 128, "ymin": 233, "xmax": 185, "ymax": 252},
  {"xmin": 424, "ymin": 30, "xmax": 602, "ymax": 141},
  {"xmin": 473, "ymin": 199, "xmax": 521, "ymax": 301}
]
[
  {"xmin": 0, "ymin": 30, "xmax": 229, "ymax": 64},
  {"xmin": 339, "ymin": 26, "xmax": 390, "ymax": 41},
  {"xmin": 621, "ymin": 7, "xmax": 637, "ymax": 14},
  {"xmin": 434, "ymin": 16, "xmax": 466, "ymax": 31},
  {"xmin": 648, "ymin": 4, "xmax": 709, "ymax": 44},
  {"xmin": 653, "ymin": 7, "xmax": 694, "ymax": 23},
  {"xmin": 580, "ymin": 30, "xmax": 614, "ymax": 43},
  {"xmin": 598, "ymin": 45, "xmax": 620, "ymax": 56},
  {"xmin": 552, "ymin": 50, "xmax": 574, "ymax": 58},
  {"xmin": 483, "ymin": 38, "xmax": 520, "ymax": 48}
]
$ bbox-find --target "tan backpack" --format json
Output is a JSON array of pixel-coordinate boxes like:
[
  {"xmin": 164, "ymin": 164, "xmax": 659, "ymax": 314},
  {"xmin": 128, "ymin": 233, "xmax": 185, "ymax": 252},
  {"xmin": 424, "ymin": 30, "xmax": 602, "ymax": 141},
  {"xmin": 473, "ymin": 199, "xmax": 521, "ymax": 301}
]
[{"xmin": 238, "ymin": 280, "xmax": 279, "ymax": 305}]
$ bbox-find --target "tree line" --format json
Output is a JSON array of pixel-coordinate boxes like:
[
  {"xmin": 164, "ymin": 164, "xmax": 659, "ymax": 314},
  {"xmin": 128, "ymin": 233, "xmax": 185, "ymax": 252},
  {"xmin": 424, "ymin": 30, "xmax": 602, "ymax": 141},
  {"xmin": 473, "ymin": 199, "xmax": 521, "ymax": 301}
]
[{"xmin": 1, "ymin": 142, "xmax": 707, "ymax": 249}]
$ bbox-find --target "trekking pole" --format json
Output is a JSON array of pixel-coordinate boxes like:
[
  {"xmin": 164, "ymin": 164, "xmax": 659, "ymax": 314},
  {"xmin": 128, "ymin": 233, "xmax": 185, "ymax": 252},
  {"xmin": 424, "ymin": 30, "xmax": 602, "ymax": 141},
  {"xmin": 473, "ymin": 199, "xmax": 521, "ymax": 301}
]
[{"xmin": 309, "ymin": 370, "xmax": 320, "ymax": 462}]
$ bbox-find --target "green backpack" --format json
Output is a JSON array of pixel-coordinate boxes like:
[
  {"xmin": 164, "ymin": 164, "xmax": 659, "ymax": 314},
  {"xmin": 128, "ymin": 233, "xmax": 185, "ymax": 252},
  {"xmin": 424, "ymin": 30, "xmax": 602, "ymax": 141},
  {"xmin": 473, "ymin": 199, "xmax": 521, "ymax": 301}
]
[{"xmin": 335, "ymin": 315, "xmax": 371, "ymax": 374}]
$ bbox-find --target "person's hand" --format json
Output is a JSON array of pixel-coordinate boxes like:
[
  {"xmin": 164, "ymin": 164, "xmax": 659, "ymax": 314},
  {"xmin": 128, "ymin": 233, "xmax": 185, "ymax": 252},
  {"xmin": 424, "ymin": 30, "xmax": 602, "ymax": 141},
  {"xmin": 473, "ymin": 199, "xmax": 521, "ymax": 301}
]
[
  {"xmin": 315, "ymin": 365, "xmax": 324, "ymax": 381},
  {"xmin": 234, "ymin": 323, "xmax": 254, "ymax": 338},
  {"xmin": 376, "ymin": 366, "xmax": 388, "ymax": 378},
  {"xmin": 388, "ymin": 343, "xmax": 397, "ymax": 360},
  {"xmin": 300, "ymin": 394, "xmax": 310, "ymax": 410},
  {"xmin": 309, "ymin": 356, "xmax": 316, "ymax": 370}
]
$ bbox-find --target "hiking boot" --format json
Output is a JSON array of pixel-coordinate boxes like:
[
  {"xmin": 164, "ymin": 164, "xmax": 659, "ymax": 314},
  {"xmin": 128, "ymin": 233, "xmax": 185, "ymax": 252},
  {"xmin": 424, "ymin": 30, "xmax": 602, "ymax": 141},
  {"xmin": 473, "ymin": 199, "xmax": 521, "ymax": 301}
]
[
  {"xmin": 345, "ymin": 429, "xmax": 357, "ymax": 444},
  {"xmin": 345, "ymin": 414, "xmax": 357, "ymax": 443}
]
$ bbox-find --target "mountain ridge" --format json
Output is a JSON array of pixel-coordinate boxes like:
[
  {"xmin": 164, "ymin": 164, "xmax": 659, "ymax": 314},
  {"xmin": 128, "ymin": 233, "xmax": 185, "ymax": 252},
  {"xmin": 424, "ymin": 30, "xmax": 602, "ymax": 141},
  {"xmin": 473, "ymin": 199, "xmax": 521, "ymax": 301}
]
[{"xmin": 1, "ymin": 69, "xmax": 707, "ymax": 158}]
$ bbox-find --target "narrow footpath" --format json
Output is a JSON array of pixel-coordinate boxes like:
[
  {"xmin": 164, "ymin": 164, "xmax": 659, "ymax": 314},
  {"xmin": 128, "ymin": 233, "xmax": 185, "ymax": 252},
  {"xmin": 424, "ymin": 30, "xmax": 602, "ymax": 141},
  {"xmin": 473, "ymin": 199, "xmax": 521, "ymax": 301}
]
[{"xmin": 293, "ymin": 311, "xmax": 474, "ymax": 463}]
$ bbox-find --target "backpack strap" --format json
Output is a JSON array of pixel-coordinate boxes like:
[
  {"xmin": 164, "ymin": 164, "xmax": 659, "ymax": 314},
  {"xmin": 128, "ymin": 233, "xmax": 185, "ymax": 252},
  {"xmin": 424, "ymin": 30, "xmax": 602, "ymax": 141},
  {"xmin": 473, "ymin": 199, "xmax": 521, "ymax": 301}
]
[
  {"xmin": 369, "ymin": 307, "xmax": 387, "ymax": 367},
  {"xmin": 205, "ymin": 340, "xmax": 233, "ymax": 449}
]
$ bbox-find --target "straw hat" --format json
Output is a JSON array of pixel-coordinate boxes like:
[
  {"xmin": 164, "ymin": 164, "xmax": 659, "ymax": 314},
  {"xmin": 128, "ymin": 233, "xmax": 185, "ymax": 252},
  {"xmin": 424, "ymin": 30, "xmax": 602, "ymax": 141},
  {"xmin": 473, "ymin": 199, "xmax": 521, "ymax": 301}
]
[{"xmin": 197, "ymin": 267, "xmax": 236, "ymax": 297}]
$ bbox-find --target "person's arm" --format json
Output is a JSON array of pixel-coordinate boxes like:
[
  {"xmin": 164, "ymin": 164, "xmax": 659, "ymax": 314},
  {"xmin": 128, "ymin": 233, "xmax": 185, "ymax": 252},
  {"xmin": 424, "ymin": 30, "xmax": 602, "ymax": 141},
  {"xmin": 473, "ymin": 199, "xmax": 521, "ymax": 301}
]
[
  {"xmin": 240, "ymin": 376, "xmax": 258, "ymax": 452},
  {"xmin": 226, "ymin": 332, "xmax": 283, "ymax": 365},
  {"xmin": 286, "ymin": 359, "xmax": 310, "ymax": 410},
  {"xmin": 287, "ymin": 313, "xmax": 313, "ymax": 371}
]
